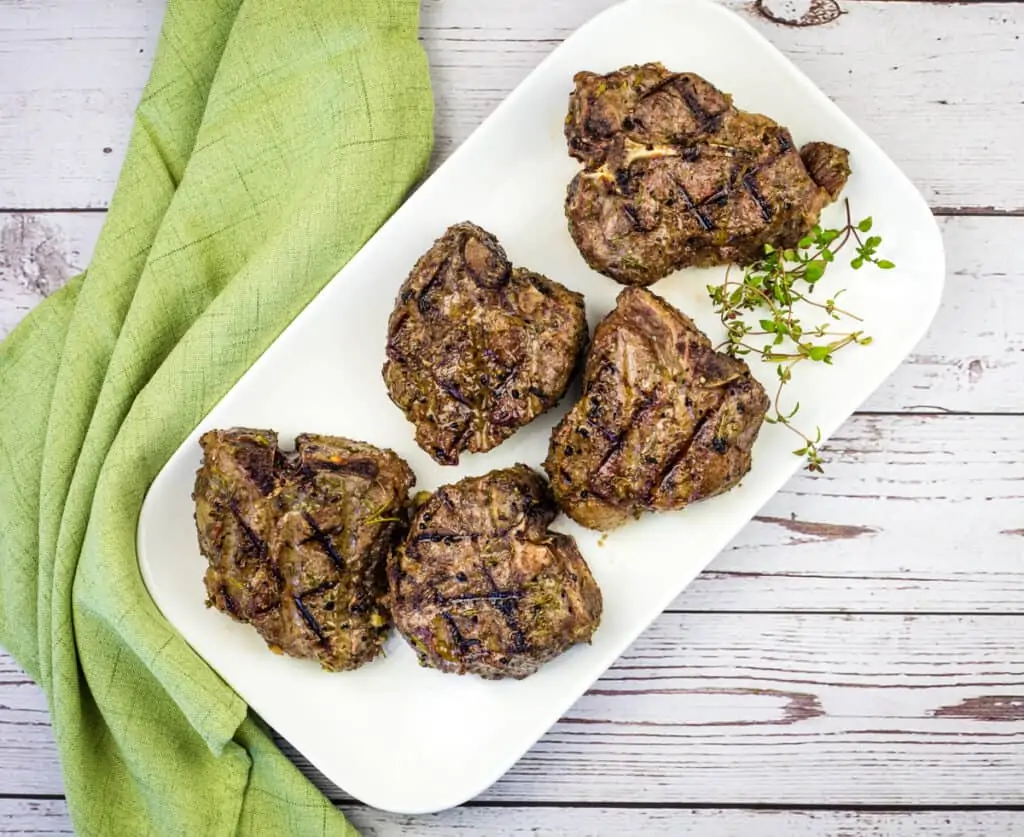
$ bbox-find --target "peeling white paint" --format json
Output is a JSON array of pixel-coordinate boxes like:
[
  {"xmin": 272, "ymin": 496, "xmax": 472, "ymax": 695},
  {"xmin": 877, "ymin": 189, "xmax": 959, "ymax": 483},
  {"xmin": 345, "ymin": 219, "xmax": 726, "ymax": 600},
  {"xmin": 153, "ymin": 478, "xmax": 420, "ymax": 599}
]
[{"xmin": 0, "ymin": 214, "xmax": 79, "ymax": 297}]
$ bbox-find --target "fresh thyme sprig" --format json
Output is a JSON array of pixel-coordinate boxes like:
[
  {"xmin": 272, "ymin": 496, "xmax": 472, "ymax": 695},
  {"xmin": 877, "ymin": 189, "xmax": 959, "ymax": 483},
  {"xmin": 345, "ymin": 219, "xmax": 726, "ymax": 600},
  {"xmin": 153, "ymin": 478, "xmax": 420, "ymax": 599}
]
[{"xmin": 707, "ymin": 199, "xmax": 894, "ymax": 473}]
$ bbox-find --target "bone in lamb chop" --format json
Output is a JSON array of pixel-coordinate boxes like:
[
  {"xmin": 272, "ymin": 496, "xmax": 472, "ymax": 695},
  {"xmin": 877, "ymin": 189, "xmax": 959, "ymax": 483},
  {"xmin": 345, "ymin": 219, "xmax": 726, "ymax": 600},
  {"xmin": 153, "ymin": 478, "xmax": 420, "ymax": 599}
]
[
  {"xmin": 545, "ymin": 287, "xmax": 770, "ymax": 531},
  {"xmin": 564, "ymin": 64, "xmax": 851, "ymax": 286},
  {"xmin": 389, "ymin": 465, "xmax": 603, "ymax": 679},
  {"xmin": 193, "ymin": 428, "xmax": 414, "ymax": 671},
  {"xmin": 384, "ymin": 222, "xmax": 588, "ymax": 466}
]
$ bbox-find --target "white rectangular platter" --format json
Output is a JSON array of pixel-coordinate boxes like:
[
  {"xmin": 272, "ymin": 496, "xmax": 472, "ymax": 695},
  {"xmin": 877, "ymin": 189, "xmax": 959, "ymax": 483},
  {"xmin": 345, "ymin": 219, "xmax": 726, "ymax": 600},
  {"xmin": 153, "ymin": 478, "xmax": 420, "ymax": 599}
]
[{"xmin": 138, "ymin": 0, "xmax": 945, "ymax": 815}]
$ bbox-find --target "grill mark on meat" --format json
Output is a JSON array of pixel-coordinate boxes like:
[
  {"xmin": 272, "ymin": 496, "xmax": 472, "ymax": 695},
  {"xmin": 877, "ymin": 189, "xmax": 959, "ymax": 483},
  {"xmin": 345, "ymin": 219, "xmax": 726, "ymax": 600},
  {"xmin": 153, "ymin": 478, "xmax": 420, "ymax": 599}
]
[
  {"xmin": 227, "ymin": 499, "xmax": 283, "ymax": 586},
  {"xmin": 228, "ymin": 500, "xmax": 267, "ymax": 559},
  {"xmin": 673, "ymin": 180, "xmax": 715, "ymax": 232},
  {"xmin": 590, "ymin": 392, "xmax": 660, "ymax": 493},
  {"xmin": 479, "ymin": 563, "xmax": 529, "ymax": 654},
  {"xmin": 293, "ymin": 595, "xmax": 328, "ymax": 646},
  {"xmin": 197, "ymin": 431, "xmax": 412, "ymax": 672},
  {"xmin": 301, "ymin": 512, "xmax": 344, "ymax": 572},
  {"xmin": 640, "ymin": 72, "xmax": 684, "ymax": 99},
  {"xmin": 697, "ymin": 185, "xmax": 730, "ymax": 208},
  {"xmin": 299, "ymin": 580, "xmax": 340, "ymax": 600},
  {"xmin": 565, "ymin": 69, "xmax": 849, "ymax": 286},
  {"xmin": 647, "ymin": 407, "xmax": 718, "ymax": 502},
  {"xmin": 242, "ymin": 464, "xmax": 277, "ymax": 496},
  {"xmin": 391, "ymin": 467, "xmax": 600, "ymax": 678},
  {"xmin": 387, "ymin": 224, "xmax": 587, "ymax": 465},
  {"xmin": 441, "ymin": 611, "xmax": 479, "ymax": 654},
  {"xmin": 743, "ymin": 173, "xmax": 774, "ymax": 222},
  {"xmin": 678, "ymin": 81, "xmax": 723, "ymax": 134},
  {"xmin": 494, "ymin": 593, "xmax": 529, "ymax": 653}
]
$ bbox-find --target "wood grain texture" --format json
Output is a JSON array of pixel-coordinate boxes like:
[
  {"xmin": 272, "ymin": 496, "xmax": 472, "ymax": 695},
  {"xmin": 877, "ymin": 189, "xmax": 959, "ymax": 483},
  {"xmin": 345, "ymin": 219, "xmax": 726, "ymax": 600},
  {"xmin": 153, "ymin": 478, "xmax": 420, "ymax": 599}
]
[
  {"xmin": 867, "ymin": 216, "xmax": 1024, "ymax": 414},
  {"xmin": 2, "ymin": 0, "xmax": 1022, "ymax": 832},
  {"xmin": 0, "ymin": 0, "xmax": 1020, "ymax": 210},
  {"xmin": 0, "ymin": 800, "xmax": 72, "ymax": 837},
  {"xmin": 678, "ymin": 414, "xmax": 1024, "ymax": 613},
  {"xmin": 2, "ymin": 214, "xmax": 1023, "ymax": 411},
  {"xmin": 2, "ymin": 798, "xmax": 1022, "ymax": 837},
  {"xmin": 0, "ymin": 3, "xmax": 162, "ymax": 210},
  {"xmin": 349, "ymin": 807, "xmax": 1024, "ymax": 836},
  {"xmin": 5, "ymin": 612, "xmax": 1024, "ymax": 803},
  {"xmin": 288, "ymin": 612, "xmax": 1024, "ymax": 805}
]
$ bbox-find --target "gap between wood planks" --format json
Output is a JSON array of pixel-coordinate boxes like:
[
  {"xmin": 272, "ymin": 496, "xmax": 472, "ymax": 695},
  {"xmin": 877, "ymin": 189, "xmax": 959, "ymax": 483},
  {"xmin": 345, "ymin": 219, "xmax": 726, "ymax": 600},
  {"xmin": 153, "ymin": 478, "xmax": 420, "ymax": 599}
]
[
  {"xmin": 4, "ymin": 799, "xmax": 1024, "ymax": 837},
  {"xmin": 1, "ymin": 793, "xmax": 1023, "ymax": 810}
]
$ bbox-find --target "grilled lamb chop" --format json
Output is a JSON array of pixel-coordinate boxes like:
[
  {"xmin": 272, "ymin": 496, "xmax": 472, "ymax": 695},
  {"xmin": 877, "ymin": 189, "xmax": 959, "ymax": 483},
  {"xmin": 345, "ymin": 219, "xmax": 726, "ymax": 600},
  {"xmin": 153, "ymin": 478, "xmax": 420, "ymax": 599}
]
[
  {"xmin": 564, "ymin": 64, "xmax": 851, "ymax": 286},
  {"xmin": 384, "ymin": 222, "xmax": 588, "ymax": 466},
  {"xmin": 544, "ymin": 288, "xmax": 769, "ymax": 531},
  {"xmin": 194, "ymin": 428, "xmax": 414, "ymax": 671},
  {"xmin": 389, "ymin": 466, "xmax": 602, "ymax": 679}
]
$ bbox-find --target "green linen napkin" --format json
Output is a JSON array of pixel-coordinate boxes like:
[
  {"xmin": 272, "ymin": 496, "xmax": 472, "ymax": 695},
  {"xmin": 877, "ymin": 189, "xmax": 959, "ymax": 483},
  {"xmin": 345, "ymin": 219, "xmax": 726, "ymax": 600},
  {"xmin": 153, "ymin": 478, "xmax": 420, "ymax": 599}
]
[{"xmin": 0, "ymin": 0, "xmax": 433, "ymax": 834}]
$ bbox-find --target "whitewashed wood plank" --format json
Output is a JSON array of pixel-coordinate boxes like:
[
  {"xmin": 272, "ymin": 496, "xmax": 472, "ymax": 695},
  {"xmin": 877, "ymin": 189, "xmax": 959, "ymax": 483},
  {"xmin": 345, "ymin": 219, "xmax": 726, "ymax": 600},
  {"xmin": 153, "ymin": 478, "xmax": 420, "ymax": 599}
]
[
  {"xmin": 0, "ymin": 799, "xmax": 71, "ymax": 836},
  {"xmin": 0, "ymin": 1, "xmax": 1020, "ymax": 210},
  {"xmin": 0, "ymin": 2, "xmax": 163, "ymax": 209},
  {"xmin": 678, "ymin": 413, "xmax": 1024, "ymax": 612},
  {"xmin": 866, "ymin": 216, "xmax": 1024, "ymax": 414},
  {"xmin": 348, "ymin": 807, "xmax": 1024, "ymax": 837},
  {"xmin": 3, "ymin": 213, "xmax": 1024, "ymax": 411},
  {"xmin": 0, "ymin": 653, "xmax": 57, "ymax": 796},
  {"xmin": 421, "ymin": 0, "xmax": 1024, "ymax": 211},
  {"xmin": 289, "ymin": 612, "xmax": 1024, "ymax": 805},
  {"xmin": 3, "ymin": 797, "xmax": 1020, "ymax": 837},
  {"xmin": 6, "ymin": 612, "xmax": 1024, "ymax": 803},
  {"xmin": 0, "ymin": 213, "xmax": 104, "ymax": 338}
]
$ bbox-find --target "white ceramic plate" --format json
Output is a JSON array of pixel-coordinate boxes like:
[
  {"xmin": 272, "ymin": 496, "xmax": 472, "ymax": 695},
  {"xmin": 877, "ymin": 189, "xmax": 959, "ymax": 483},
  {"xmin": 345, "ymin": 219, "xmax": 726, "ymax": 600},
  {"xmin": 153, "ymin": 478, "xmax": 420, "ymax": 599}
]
[{"xmin": 139, "ymin": 0, "xmax": 944, "ymax": 814}]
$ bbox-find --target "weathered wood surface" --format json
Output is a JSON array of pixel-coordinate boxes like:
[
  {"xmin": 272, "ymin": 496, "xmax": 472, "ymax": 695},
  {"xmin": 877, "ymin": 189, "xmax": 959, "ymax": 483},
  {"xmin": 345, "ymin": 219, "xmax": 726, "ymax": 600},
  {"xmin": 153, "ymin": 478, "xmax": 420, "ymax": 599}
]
[
  {"xmin": 2, "ymin": 0, "xmax": 1022, "ymax": 833},
  {"xmin": 0, "ymin": 0, "xmax": 1021, "ymax": 211},
  {"xmin": 6, "ymin": 613, "xmax": 1024, "ymax": 804},
  {"xmin": 1, "ymin": 798, "xmax": 1021, "ymax": 837},
  {"xmin": 4, "ymin": 214, "xmax": 1023, "ymax": 415},
  {"xmin": 0, "ymin": 213, "xmax": 102, "ymax": 337},
  {"xmin": 351, "ymin": 807, "xmax": 1024, "ymax": 837}
]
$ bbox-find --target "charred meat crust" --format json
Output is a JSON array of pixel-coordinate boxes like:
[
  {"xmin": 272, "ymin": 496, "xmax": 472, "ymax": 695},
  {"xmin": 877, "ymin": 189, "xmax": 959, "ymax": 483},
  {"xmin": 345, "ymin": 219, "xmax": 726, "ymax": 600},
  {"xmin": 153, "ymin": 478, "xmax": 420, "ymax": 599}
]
[
  {"xmin": 389, "ymin": 465, "xmax": 603, "ymax": 679},
  {"xmin": 544, "ymin": 288, "xmax": 770, "ymax": 531},
  {"xmin": 563, "ymin": 64, "xmax": 852, "ymax": 286},
  {"xmin": 383, "ymin": 222, "xmax": 589, "ymax": 466},
  {"xmin": 193, "ymin": 428, "xmax": 415, "ymax": 672}
]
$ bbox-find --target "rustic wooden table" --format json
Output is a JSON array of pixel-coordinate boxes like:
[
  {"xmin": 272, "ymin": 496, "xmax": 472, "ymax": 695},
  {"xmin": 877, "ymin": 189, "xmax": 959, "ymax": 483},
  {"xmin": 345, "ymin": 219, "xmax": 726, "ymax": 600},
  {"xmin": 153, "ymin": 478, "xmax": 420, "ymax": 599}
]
[{"xmin": 1, "ymin": 1, "xmax": 1022, "ymax": 834}]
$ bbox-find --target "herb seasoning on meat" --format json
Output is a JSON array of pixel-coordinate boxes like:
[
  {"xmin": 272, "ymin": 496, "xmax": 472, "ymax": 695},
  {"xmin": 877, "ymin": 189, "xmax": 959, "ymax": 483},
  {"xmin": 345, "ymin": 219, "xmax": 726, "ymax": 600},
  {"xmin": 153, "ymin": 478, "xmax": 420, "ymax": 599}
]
[
  {"xmin": 563, "ymin": 64, "xmax": 851, "ymax": 286},
  {"xmin": 545, "ymin": 288, "xmax": 769, "ymax": 531},
  {"xmin": 389, "ymin": 466, "xmax": 603, "ymax": 679},
  {"xmin": 193, "ymin": 428, "xmax": 414, "ymax": 671},
  {"xmin": 384, "ymin": 223, "xmax": 588, "ymax": 466}
]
